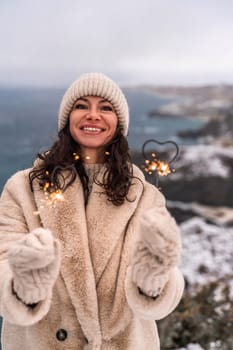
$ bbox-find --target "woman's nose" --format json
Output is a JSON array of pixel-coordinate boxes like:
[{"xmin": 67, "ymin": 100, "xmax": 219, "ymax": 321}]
[{"xmin": 87, "ymin": 107, "xmax": 101, "ymax": 120}]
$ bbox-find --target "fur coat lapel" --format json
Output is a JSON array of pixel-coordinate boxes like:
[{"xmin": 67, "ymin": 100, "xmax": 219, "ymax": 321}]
[
  {"xmin": 33, "ymin": 165, "xmax": 145, "ymax": 344},
  {"xmin": 86, "ymin": 166, "xmax": 144, "ymax": 285},
  {"xmin": 33, "ymin": 176, "xmax": 101, "ymax": 344}
]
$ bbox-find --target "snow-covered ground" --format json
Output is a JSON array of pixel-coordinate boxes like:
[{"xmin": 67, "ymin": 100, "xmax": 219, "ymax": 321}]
[
  {"xmin": 179, "ymin": 217, "xmax": 233, "ymax": 294},
  {"xmin": 172, "ymin": 145, "xmax": 233, "ymax": 180},
  {"xmin": 167, "ymin": 200, "xmax": 233, "ymax": 226},
  {"xmin": 174, "ymin": 340, "xmax": 225, "ymax": 350},
  {"xmin": 174, "ymin": 343, "xmax": 204, "ymax": 350},
  {"xmin": 156, "ymin": 98, "xmax": 232, "ymax": 116}
]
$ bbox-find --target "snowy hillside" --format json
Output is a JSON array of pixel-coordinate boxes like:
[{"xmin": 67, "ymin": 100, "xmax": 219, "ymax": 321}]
[
  {"xmin": 172, "ymin": 145, "xmax": 233, "ymax": 180},
  {"xmin": 180, "ymin": 217, "xmax": 233, "ymax": 293}
]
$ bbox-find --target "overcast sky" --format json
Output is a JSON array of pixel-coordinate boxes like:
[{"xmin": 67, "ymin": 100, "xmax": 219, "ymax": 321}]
[{"xmin": 0, "ymin": 0, "xmax": 233, "ymax": 87}]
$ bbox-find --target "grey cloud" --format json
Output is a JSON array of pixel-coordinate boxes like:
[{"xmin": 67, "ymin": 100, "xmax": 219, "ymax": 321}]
[{"xmin": 0, "ymin": 0, "xmax": 233, "ymax": 86}]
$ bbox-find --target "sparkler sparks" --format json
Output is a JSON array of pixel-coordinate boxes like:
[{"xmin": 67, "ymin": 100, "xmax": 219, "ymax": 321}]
[
  {"xmin": 33, "ymin": 172, "xmax": 65, "ymax": 216},
  {"xmin": 42, "ymin": 176, "xmax": 65, "ymax": 206},
  {"xmin": 142, "ymin": 139, "xmax": 179, "ymax": 187},
  {"xmin": 44, "ymin": 187, "xmax": 65, "ymax": 204},
  {"xmin": 144, "ymin": 154, "xmax": 174, "ymax": 176},
  {"xmin": 73, "ymin": 152, "xmax": 80, "ymax": 161}
]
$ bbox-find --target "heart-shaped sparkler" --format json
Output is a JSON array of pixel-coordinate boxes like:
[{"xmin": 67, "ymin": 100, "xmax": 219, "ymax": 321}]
[{"xmin": 142, "ymin": 139, "xmax": 179, "ymax": 187}]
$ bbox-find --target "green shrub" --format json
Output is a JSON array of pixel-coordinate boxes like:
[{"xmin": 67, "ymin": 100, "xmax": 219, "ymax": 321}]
[{"xmin": 158, "ymin": 277, "xmax": 233, "ymax": 350}]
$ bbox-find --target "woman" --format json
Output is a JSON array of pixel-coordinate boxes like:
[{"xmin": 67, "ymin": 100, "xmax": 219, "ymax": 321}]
[{"xmin": 0, "ymin": 73, "xmax": 184, "ymax": 349}]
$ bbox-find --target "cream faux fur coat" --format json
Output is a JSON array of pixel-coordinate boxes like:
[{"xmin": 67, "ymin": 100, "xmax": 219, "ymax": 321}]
[{"xmin": 0, "ymin": 164, "xmax": 184, "ymax": 350}]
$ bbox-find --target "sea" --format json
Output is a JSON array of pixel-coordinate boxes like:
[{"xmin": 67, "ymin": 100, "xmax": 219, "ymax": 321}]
[{"xmin": 0, "ymin": 86, "xmax": 205, "ymax": 192}]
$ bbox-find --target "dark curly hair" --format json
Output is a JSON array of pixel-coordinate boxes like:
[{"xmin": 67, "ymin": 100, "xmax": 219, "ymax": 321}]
[{"xmin": 29, "ymin": 122, "xmax": 134, "ymax": 205}]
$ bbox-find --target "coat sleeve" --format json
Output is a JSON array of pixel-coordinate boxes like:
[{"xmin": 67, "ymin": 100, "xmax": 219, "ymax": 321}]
[
  {"xmin": 0, "ymin": 172, "xmax": 52, "ymax": 326},
  {"xmin": 124, "ymin": 181, "xmax": 185, "ymax": 320}
]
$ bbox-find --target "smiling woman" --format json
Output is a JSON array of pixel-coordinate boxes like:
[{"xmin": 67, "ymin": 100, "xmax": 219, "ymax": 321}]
[
  {"xmin": 0, "ymin": 72, "xmax": 184, "ymax": 350},
  {"xmin": 69, "ymin": 96, "xmax": 118, "ymax": 163}
]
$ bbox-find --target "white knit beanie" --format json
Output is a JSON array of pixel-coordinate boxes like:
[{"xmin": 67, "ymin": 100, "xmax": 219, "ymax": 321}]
[{"xmin": 58, "ymin": 72, "xmax": 129, "ymax": 136}]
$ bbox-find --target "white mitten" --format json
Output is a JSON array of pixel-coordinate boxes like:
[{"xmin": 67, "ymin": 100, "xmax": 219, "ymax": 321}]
[
  {"xmin": 131, "ymin": 207, "xmax": 181, "ymax": 298},
  {"xmin": 8, "ymin": 228, "xmax": 61, "ymax": 305}
]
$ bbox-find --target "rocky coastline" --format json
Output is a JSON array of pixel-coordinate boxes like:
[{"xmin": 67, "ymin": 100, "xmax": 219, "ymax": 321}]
[{"xmin": 132, "ymin": 84, "xmax": 233, "ymax": 350}]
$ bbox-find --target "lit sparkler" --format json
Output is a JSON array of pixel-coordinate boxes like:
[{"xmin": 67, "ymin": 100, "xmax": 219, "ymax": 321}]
[
  {"xmin": 33, "ymin": 187, "xmax": 65, "ymax": 216},
  {"xmin": 43, "ymin": 184, "xmax": 65, "ymax": 205},
  {"xmin": 142, "ymin": 139, "xmax": 179, "ymax": 187},
  {"xmin": 33, "ymin": 171, "xmax": 66, "ymax": 216},
  {"xmin": 73, "ymin": 152, "xmax": 80, "ymax": 161}
]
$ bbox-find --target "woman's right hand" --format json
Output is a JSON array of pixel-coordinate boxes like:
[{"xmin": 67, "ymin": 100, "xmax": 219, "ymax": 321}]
[{"xmin": 8, "ymin": 228, "xmax": 61, "ymax": 305}]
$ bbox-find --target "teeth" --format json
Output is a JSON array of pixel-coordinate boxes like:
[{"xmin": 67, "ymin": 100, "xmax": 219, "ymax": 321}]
[{"xmin": 83, "ymin": 127, "xmax": 102, "ymax": 132}]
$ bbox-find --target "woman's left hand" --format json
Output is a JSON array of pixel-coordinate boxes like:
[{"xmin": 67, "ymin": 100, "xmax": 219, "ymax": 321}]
[
  {"xmin": 130, "ymin": 207, "xmax": 182, "ymax": 297},
  {"xmin": 137, "ymin": 207, "xmax": 181, "ymax": 275}
]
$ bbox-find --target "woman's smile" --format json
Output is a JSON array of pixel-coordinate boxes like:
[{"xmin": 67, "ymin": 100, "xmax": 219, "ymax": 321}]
[{"xmin": 80, "ymin": 124, "xmax": 106, "ymax": 134}]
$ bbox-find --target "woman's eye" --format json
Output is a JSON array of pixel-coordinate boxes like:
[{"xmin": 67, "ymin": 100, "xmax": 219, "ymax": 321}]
[
  {"xmin": 74, "ymin": 103, "xmax": 87, "ymax": 110},
  {"xmin": 101, "ymin": 105, "xmax": 113, "ymax": 111}
]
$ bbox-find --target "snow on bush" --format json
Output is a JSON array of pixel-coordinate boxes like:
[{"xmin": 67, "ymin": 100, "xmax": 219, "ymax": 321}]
[{"xmin": 175, "ymin": 343, "xmax": 204, "ymax": 350}]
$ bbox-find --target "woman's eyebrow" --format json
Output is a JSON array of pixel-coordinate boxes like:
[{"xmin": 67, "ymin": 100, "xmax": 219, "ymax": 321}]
[
  {"xmin": 75, "ymin": 98, "xmax": 110, "ymax": 103},
  {"xmin": 99, "ymin": 98, "xmax": 111, "ymax": 103},
  {"xmin": 75, "ymin": 97, "xmax": 88, "ymax": 102}
]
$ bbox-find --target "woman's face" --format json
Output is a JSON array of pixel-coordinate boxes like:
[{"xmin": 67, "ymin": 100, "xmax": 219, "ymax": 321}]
[{"xmin": 69, "ymin": 96, "xmax": 118, "ymax": 162}]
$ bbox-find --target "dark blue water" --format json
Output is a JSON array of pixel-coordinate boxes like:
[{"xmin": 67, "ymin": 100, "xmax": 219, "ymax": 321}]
[
  {"xmin": 125, "ymin": 88, "xmax": 203, "ymax": 149},
  {"xmin": 0, "ymin": 87, "xmax": 204, "ymax": 192}
]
